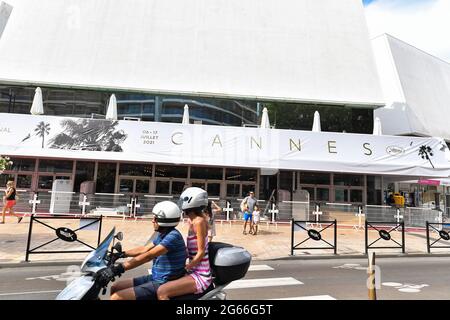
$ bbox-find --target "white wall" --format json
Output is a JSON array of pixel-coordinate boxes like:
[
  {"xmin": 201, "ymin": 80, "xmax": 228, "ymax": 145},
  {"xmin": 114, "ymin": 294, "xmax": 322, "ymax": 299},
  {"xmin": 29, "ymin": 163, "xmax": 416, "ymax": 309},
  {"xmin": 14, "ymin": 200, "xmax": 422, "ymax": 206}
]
[
  {"xmin": 373, "ymin": 34, "xmax": 450, "ymax": 140},
  {"xmin": 0, "ymin": 0, "xmax": 384, "ymax": 106}
]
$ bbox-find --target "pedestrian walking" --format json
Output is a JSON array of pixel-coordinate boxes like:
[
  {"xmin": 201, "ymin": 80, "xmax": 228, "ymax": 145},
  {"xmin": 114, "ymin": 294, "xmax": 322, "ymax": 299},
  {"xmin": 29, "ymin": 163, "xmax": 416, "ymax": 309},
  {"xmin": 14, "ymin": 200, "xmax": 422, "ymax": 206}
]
[
  {"xmin": 241, "ymin": 191, "xmax": 258, "ymax": 235},
  {"xmin": 204, "ymin": 200, "xmax": 221, "ymax": 242},
  {"xmin": 1, "ymin": 180, "xmax": 20, "ymax": 224}
]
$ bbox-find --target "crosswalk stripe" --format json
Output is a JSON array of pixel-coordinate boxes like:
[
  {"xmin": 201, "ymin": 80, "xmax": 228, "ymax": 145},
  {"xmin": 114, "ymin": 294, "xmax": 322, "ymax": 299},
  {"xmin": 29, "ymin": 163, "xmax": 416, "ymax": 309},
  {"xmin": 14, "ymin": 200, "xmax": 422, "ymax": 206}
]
[
  {"xmin": 248, "ymin": 265, "xmax": 274, "ymax": 271},
  {"xmin": 269, "ymin": 295, "xmax": 336, "ymax": 300},
  {"xmin": 225, "ymin": 277, "xmax": 303, "ymax": 290}
]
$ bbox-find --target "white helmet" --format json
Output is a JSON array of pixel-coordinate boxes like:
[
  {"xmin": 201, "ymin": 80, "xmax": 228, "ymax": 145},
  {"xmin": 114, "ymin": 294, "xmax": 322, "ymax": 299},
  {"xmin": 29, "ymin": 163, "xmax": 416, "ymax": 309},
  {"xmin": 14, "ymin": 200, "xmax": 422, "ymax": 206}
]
[
  {"xmin": 179, "ymin": 187, "xmax": 208, "ymax": 211},
  {"xmin": 152, "ymin": 201, "xmax": 181, "ymax": 227}
]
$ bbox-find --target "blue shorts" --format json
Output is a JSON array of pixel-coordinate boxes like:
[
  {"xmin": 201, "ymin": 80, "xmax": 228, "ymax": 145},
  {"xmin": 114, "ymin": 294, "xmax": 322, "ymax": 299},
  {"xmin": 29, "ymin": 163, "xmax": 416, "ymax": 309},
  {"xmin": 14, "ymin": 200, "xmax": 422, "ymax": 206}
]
[
  {"xmin": 133, "ymin": 275, "xmax": 161, "ymax": 300},
  {"xmin": 243, "ymin": 212, "xmax": 253, "ymax": 221}
]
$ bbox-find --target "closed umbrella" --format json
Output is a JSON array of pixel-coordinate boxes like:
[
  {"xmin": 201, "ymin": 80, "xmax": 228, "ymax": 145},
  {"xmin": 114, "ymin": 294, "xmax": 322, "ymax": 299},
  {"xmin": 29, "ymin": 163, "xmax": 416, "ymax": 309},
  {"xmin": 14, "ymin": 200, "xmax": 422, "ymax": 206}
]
[
  {"xmin": 30, "ymin": 87, "xmax": 44, "ymax": 115},
  {"xmin": 312, "ymin": 111, "xmax": 321, "ymax": 132},
  {"xmin": 260, "ymin": 107, "xmax": 271, "ymax": 128},
  {"xmin": 106, "ymin": 94, "xmax": 118, "ymax": 120},
  {"xmin": 182, "ymin": 104, "xmax": 190, "ymax": 124},
  {"xmin": 373, "ymin": 117, "xmax": 382, "ymax": 136}
]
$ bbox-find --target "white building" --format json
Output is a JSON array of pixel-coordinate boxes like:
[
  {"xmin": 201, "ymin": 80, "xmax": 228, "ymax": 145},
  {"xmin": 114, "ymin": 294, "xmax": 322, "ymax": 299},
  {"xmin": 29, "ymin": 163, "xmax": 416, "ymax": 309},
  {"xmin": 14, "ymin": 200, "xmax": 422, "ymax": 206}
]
[
  {"xmin": 372, "ymin": 34, "xmax": 450, "ymax": 141},
  {"xmin": 0, "ymin": 0, "xmax": 449, "ymax": 212}
]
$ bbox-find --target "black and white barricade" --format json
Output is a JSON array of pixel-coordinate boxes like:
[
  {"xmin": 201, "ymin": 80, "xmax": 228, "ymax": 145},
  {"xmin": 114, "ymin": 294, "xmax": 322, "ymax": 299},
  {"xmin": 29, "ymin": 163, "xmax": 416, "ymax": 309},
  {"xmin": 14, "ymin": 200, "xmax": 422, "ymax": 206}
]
[
  {"xmin": 426, "ymin": 220, "xmax": 450, "ymax": 253},
  {"xmin": 25, "ymin": 214, "xmax": 103, "ymax": 262},
  {"xmin": 365, "ymin": 220, "xmax": 405, "ymax": 255},
  {"xmin": 290, "ymin": 219, "xmax": 337, "ymax": 255}
]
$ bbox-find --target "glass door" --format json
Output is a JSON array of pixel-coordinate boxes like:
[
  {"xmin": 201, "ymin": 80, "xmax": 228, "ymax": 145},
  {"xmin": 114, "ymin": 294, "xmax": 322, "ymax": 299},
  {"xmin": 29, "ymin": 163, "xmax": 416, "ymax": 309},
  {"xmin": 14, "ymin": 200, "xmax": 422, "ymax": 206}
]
[{"xmin": 118, "ymin": 177, "xmax": 151, "ymax": 196}]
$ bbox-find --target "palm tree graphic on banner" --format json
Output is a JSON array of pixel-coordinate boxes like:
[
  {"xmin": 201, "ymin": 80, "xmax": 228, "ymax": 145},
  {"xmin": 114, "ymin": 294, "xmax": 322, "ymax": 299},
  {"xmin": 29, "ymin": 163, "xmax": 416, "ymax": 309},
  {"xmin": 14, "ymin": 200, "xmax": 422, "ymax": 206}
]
[
  {"xmin": 34, "ymin": 121, "xmax": 51, "ymax": 148},
  {"xmin": 419, "ymin": 145, "xmax": 435, "ymax": 168},
  {"xmin": 50, "ymin": 119, "xmax": 127, "ymax": 151}
]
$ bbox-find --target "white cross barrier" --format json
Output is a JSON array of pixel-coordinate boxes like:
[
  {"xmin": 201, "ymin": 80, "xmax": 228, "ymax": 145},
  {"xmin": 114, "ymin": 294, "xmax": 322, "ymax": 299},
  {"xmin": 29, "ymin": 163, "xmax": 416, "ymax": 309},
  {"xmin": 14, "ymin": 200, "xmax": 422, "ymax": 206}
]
[
  {"xmin": 222, "ymin": 202, "xmax": 233, "ymax": 225},
  {"xmin": 28, "ymin": 193, "xmax": 41, "ymax": 217},
  {"xmin": 126, "ymin": 197, "xmax": 141, "ymax": 221},
  {"xmin": 435, "ymin": 211, "xmax": 443, "ymax": 232},
  {"xmin": 78, "ymin": 194, "xmax": 90, "ymax": 216},
  {"xmin": 394, "ymin": 208, "xmax": 404, "ymax": 223},
  {"xmin": 311, "ymin": 204, "xmax": 323, "ymax": 228},
  {"xmin": 394, "ymin": 208, "xmax": 404, "ymax": 232},
  {"xmin": 354, "ymin": 205, "xmax": 365, "ymax": 231}
]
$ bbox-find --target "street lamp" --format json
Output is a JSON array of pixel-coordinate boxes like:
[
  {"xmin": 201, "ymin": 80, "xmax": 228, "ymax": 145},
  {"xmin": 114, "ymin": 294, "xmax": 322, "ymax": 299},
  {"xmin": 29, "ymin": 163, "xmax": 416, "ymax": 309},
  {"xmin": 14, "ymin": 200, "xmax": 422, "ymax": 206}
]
[{"xmin": 419, "ymin": 145, "xmax": 435, "ymax": 168}]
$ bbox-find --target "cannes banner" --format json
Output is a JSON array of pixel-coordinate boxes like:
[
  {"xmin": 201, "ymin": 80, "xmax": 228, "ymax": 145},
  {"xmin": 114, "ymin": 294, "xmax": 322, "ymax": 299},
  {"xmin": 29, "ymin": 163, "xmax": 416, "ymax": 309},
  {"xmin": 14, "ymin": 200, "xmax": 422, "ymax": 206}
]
[{"xmin": 1, "ymin": 113, "xmax": 450, "ymax": 178}]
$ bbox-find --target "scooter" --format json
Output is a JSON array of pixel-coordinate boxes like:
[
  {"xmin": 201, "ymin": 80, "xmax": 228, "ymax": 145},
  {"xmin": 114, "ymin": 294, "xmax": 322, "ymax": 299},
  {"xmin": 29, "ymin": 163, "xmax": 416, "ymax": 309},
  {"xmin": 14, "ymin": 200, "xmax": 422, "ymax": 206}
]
[{"xmin": 56, "ymin": 228, "xmax": 252, "ymax": 300}]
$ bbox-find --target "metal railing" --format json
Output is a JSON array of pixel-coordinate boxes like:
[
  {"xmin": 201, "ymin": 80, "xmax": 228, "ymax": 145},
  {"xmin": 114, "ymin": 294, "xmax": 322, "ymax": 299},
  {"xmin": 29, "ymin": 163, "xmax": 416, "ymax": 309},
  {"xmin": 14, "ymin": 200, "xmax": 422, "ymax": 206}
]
[{"xmin": 10, "ymin": 191, "xmax": 444, "ymax": 228}]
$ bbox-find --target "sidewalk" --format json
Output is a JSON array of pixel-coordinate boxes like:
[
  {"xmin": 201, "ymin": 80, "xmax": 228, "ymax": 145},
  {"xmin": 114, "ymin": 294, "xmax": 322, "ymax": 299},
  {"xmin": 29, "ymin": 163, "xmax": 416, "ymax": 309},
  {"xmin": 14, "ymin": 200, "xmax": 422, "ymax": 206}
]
[{"xmin": 1, "ymin": 215, "xmax": 450, "ymax": 265}]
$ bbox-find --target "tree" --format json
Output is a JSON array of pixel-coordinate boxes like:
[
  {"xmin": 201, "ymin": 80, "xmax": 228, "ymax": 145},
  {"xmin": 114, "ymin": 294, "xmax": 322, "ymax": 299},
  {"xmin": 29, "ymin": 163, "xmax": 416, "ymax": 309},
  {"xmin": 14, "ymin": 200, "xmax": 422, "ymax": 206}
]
[
  {"xmin": 34, "ymin": 121, "xmax": 51, "ymax": 148},
  {"xmin": 50, "ymin": 119, "xmax": 127, "ymax": 152},
  {"xmin": 0, "ymin": 156, "xmax": 13, "ymax": 174}
]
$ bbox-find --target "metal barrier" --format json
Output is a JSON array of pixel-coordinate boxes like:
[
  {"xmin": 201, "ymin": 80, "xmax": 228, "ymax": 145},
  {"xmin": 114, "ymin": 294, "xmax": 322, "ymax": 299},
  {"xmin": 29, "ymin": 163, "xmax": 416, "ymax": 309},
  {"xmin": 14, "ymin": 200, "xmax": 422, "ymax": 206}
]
[
  {"xmin": 406, "ymin": 207, "xmax": 440, "ymax": 228},
  {"xmin": 365, "ymin": 221, "xmax": 405, "ymax": 254},
  {"xmin": 25, "ymin": 214, "xmax": 103, "ymax": 262},
  {"xmin": 426, "ymin": 222, "xmax": 450, "ymax": 253},
  {"xmin": 290, "ymin": 219, "xmax": 337, "ymax": 255}
]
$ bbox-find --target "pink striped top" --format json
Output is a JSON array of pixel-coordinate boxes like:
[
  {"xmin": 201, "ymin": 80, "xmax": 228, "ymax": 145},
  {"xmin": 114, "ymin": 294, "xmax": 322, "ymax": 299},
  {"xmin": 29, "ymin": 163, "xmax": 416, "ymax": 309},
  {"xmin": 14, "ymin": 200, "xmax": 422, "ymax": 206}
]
[{"xmin": 187, "ymin": 220, "xmax": 212, "ymax": 293}]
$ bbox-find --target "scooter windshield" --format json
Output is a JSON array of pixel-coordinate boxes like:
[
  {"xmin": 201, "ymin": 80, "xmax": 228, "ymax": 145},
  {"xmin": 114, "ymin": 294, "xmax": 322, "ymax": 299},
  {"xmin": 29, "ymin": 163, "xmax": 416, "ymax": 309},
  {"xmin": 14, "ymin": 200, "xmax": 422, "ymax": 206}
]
[{"xmin": 81, "ymin": 228, "xmax": 115, "ymax": 273}]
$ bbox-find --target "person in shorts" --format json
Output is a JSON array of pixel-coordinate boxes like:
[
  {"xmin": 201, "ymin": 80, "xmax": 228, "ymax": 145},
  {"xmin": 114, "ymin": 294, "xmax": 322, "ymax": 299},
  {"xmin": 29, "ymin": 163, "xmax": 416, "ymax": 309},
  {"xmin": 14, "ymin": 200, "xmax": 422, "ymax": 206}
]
[
  {"xmin": 251, "ymin": 205, "xmax": 261, "ymax": 235},
  {"xmin": 1, "ymin": 180, "xmax": 19, "ymax": 224},
  {"xmin": 241, "ymin": 191, "xmax": 257, "ymax": 235},
  {"xmin": 95, "ymin": 201, "xmax": 187, "ymax": 300}
]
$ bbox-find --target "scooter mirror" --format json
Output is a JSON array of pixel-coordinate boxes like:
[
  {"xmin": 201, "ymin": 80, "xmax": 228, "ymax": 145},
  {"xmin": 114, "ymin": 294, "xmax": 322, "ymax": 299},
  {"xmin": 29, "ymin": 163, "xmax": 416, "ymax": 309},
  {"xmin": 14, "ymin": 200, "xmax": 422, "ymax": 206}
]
[
  {"xmin": 115, "ymin": 232, "xmax": 123, "ymax": 241},
  {"xmin": 113, "ymin": 242, "xmax": 122, "ymax": 253}
]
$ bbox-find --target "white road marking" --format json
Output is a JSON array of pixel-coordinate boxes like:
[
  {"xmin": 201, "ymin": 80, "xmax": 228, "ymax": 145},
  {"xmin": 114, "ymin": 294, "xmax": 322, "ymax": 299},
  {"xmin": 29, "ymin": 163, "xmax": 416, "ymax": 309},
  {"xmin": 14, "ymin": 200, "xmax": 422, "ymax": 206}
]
[
  {"xmin": 398, "ymin": 288, "xmax": 421, "ymax": 293},
  {"xmin": 270, "ymin": 295, "xmax": 336, "ymax": 300},
  {"xmin": 0, "ymin": 290, "xmax": 60, "ymax": 297},
  {"xmin": 333, "ymin": 264, "xmax": 367, "ymax": 271},
  {"xmin": 382, "ymin": 282, "xmax": 403, "ymax": 287},
  {"xmin": 382, "ymin": 282, "xmax": 429, "ymax": 293},
  {"xmin": 248, "ymin": 265, "xmax": 274, "ymax": 271},
  {"xmin": 225, "ymin": 277, "xmax": 303, "ymax": 290}
]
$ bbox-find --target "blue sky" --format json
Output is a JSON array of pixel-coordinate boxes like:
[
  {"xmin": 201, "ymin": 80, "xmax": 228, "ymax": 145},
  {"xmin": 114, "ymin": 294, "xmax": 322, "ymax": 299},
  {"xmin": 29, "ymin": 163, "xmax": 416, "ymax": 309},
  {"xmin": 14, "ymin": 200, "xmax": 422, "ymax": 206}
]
[{"xmin": 362, "ymin": 0, "xmax": 450, "ymax": 62}]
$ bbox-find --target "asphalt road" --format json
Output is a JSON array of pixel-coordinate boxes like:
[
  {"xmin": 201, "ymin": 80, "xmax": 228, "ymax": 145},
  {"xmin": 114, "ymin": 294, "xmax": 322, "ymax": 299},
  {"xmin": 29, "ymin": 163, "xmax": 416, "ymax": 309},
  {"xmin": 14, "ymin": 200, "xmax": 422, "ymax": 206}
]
[{"xmin": 1, "ymin": 256, "xmax": 450, "ymax": 300}]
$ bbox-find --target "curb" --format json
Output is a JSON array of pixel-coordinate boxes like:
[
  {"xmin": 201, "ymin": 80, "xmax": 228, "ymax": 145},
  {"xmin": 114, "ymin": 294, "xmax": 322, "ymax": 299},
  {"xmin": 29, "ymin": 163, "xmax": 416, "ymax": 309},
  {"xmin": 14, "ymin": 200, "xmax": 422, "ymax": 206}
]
[
  {"xmin": 267, "ymin": 253, "xmax": 450, "ymax": 261},
  {"xmin": 0, "ymin": 260, "xmax": 84, "ymax": 269},
  {"xmin": 3, "ymin": 253, "xmax": 450, "ymax": 267}
]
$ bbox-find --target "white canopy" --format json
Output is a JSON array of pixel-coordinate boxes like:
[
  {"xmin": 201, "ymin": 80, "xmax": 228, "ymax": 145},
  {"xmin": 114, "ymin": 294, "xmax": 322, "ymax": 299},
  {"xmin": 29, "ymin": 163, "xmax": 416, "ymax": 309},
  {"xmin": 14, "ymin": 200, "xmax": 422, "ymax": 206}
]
[
  {"xmin": 30, "ymin": 87, "xmax": 44, "ymax": 115},
  {"xmin": 105, "ymin": 94, "xmax": 118, "ymax": 120},
  {"xmin": 312, "ymin": 111, "xmax": 321, "ymax": 132},
  {"xmin": 260, "ymin": 107, "xmax": 271, "ymax": 128},
  {"xmin": 373, "ymin": 117, "xmax": 382, "ymax": 136},
  {"xmin": 182, "ymin": 104, "xmax": 190, "ymax": 124}
]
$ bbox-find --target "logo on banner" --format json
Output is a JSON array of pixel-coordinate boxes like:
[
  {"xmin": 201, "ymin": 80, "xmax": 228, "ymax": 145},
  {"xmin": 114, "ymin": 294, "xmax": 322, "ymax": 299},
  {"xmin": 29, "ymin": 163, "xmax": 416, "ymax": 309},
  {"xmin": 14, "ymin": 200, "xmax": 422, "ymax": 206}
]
[{"xmin": 386, "ymin": 146, "xmax": 405, "ymax": 156}]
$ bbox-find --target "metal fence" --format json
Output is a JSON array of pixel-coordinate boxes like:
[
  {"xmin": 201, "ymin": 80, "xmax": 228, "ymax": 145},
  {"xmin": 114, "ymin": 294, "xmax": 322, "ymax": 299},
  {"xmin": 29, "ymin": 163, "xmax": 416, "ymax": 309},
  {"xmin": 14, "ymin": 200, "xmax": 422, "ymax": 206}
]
[{"xmin": 10, "ymin": 190, "xmax": 443, "ymax": 228}]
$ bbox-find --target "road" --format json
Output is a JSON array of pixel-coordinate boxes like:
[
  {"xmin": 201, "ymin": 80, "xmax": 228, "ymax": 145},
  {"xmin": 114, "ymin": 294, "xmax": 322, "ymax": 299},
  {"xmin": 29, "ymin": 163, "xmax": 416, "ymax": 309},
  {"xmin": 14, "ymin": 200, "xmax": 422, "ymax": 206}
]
[{"xmin": 1, "ymin": 257, "xmax": 450, "ymax": 300}]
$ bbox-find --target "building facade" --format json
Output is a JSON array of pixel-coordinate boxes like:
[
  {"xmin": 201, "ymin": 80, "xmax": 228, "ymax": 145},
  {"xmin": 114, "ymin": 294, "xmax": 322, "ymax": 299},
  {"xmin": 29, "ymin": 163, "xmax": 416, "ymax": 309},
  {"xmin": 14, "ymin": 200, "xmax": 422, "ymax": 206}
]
[{"xmin": 1, "ymin": 0, "xmax": 449, "ymax": 212}]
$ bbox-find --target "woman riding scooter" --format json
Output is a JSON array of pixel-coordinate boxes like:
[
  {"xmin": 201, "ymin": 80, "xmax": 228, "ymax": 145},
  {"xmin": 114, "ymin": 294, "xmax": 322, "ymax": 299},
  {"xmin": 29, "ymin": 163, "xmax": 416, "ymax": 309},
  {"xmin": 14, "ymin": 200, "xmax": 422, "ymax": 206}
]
[{"xmin": 157, "ymin": 187, "xmax": 212, "ymax": 300}]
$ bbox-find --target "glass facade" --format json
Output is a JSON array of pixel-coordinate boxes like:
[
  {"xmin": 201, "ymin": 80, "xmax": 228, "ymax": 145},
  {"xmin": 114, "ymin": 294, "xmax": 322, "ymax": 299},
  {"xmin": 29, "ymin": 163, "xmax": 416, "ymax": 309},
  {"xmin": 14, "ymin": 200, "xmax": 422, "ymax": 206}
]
[
  {"xmin": 265, "ymin": 102, "xmax": 373, "ymax": 134},
  {"xmin": 0, "ymin": 85, "xmax": 258, "ymax": 126},
  {"xmin": 1, "ymin": 157, "xmax": 391, "ymax": 206}
]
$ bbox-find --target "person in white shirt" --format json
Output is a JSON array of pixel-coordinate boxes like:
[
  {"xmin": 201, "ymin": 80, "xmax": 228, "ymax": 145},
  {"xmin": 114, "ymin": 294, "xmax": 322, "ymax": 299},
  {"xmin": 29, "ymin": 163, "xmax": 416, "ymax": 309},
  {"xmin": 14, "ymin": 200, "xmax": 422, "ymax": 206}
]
[{"xmin": 251, "ymin": 205, "xmax": 261, "ymax": 236}]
